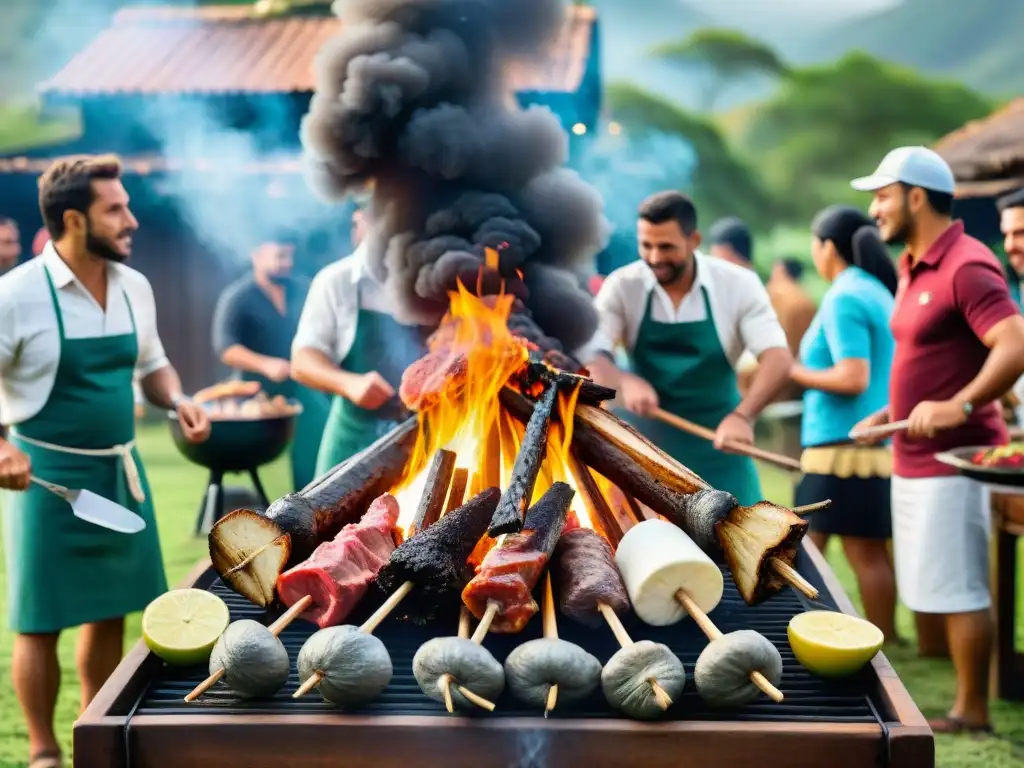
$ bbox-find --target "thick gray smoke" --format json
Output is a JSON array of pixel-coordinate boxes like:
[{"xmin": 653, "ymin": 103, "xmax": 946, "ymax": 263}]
[{"xmin": 301, "ymin": 0, "xmax": 610, "ymax": 355}]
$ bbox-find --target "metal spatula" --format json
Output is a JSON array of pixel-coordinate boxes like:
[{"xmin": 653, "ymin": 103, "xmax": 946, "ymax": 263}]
[{"xmin": 30, "ymin": 475, "xmax": 147, "ymax": 534}]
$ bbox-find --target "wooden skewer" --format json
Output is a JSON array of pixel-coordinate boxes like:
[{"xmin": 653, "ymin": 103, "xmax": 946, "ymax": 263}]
[
  {"xmin": 792, "ymin": 500, "xmax": 830, "ymax": 516},
  {"xmin": 596, "ymin": 603, "xmax": 673, "ymax": 710},
  {"xmin": 541, "ymin": 573, "xmax": 559, "ymax": 717},
  {"xmin": 675, "ymin": 589, "xmax": 784, "ymax": 703},
  {"xmin": 185, "ymin": 594, "xmax": 313, "ymax": 702},
  {"xmin": 768, "ymin": 557, "xmax": 818, "ymax": 600},
  {"xmin": 652, "ymin": 408, "xmax": 802, "ymax": 472}
]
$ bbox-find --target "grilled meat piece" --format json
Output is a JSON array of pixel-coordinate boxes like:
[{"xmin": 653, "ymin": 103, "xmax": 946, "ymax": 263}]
[
  {"xmin": 553, "ymin": 527, "xmax": 630, "ymax": 627},
  {"xmin": 276, "ymin": 494, "xmax": 400, "ymax": 628},
  {"xmin": 462, "ymin": 482, "xmax": 573, "ymax": 633}
]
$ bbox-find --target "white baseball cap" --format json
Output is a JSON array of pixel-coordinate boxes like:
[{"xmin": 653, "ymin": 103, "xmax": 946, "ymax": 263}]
[{"xmin": 850, "ymin": 146, "xmax": 956, "ymax": 195}]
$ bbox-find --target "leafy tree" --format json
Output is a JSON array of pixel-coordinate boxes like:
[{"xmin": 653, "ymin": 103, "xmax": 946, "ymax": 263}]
[
  {"xmin": 650, "ymin": 29, "xmax": 790, "ymax": 111},
  {"xmin": 738, "ymin": 52, "xmax": 994, "ymax": 219},
  {"xmin": 605, "ymin": 82, "xmax": 777, "ymax": 232}
]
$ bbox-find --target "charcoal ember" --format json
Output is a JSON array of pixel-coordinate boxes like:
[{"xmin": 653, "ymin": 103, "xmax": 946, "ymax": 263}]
[
  {"xmin": 554, "ymin": 527, "xmax": 630, "ymax": 627},
  {"xmin": 374, "ymin": 487, "xmax": 500, "ymax": 624}
]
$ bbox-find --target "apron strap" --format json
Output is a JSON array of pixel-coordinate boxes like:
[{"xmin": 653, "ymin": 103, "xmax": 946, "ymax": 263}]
[
  {"xmin": 42, "ymin": 266, "xmax": 67, "ymax": 341},
  {"xmin": 11, "ymin": 431, "xmax": 146, "ymax": 504}
]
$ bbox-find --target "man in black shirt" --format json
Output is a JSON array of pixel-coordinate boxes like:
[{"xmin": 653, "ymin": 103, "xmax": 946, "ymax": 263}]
[{"xmin": 212, "ymin": 238, "xmax": 330, "ymax": 491}]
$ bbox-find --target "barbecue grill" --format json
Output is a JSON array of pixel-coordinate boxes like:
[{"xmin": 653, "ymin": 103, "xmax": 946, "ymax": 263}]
[
  {"xmin": 74, "ymin": 543, "xmax": 933, "ymax": 768},
  {"xmin": 168, "ymin": 403, "xmax": 301, "ymax": 534}
]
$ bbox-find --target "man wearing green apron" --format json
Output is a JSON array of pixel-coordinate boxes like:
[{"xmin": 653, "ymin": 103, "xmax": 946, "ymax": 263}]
[
  {"xmin": 212, "ymin": 237, "xmax": 330, "ymax": 491},
  {"xmin": 292, "ymin": 240, "xmax": 428, "ymax": 475},
  {"xmin": 583, "ymin": 191, "xmax": 793, "ymax": 505},
  {"xmin": 0, "ymin": 155, "xmax": 210, "ymax": 768}
]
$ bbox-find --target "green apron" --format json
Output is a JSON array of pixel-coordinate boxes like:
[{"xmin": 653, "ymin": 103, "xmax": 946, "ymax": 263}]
[
  {"xmin": 3, "ymin": 267, "xmax": 166, "ymax": 633},
  {"xmin": 315, "ymin": 304, "xmax": 427, "ymax": 476},
  {"xmin": 619, "ymin": 286, "xmax": 762, "ymax": 506},
  {"xmin": 235, "ymin": 371, "xmax": 330, "ymax": 492}
]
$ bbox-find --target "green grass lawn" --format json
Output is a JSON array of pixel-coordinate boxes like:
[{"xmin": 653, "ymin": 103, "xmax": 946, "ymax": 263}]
[{"xmin": 0, "ymin": 424, "xmax": 1022, "ymax": 766}]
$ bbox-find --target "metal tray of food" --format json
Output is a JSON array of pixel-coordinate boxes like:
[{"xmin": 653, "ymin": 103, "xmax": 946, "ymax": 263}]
[{"xmin": 935, "ymin": 444, "xmax": 1024, "ymax": 487}]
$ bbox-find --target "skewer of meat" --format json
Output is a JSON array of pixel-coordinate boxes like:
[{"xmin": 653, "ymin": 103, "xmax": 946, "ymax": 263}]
[
  {"xmin": 408, "ymin": 472, "xmax": 501, "ymax": 713},
  {"xmin": 462, "ymin": 481, "xmax": 574, "ymax": 639},
  {"xmin": 209, "ymin": 417, "xmax": 419, "ymax": 606},
  {"xmin": 504, "ymin": 573, "xmax": 601, "ymax": 716},
  {"xmin": 553, "ymin": 525, "xmax": 680, "ymax": 719},
  {"xmin": 615, "ymin": 518, "xmax": 784, "ymax": 706},
  {"xmin": 294, "ymin": 468, "xmax": 498, "ymax": 702},
  {"xmin": 413, "ymin": 605, "xmax": 503, "ymax": 713},
  {"xmin": 185, "ymin": 494, "xmax": 401, "ymax": 702}
]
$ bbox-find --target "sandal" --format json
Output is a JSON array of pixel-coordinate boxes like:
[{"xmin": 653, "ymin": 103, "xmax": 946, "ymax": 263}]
[
  {"xmin": 28, "ymin": 751, "xmax": 62, "ymax": 768},
  {"xmin": 928, "ymin": 716, "xmax": 993, "ymax": 735}
]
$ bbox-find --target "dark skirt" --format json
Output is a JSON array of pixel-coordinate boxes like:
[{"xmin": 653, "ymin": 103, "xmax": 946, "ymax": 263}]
[{"xmin": 795, "ymin": 472, "xmax": 892, "ymax": 539}]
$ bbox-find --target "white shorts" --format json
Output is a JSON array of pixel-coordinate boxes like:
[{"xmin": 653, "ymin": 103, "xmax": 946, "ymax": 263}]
[{"xmin": 891, "ymin": 474, "xmax": 991, "ymax": 614}]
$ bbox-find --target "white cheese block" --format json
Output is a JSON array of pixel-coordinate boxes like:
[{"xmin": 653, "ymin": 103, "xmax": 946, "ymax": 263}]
[{"xmin": 615, "ymin": 519, "xmax": 724, "ymax": 626}]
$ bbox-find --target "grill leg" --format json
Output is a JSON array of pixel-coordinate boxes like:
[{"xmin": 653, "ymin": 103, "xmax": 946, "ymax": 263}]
[
  {"xmin": 196, "ymin": 470, "xmax": 225, "ymax": 535},
  {"xmin": 249, "ymin": 469, "xmax": 270, "ymax": 509}
]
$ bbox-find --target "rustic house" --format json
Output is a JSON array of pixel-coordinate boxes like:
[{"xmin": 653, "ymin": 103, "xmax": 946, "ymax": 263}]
[
  {"xmin": 934, "ymin": 98, "xmax": 1024, "ymax": 245},
  {"xmin": 0, "ymin": 2, "xmax": 603, "ymax": 391}
]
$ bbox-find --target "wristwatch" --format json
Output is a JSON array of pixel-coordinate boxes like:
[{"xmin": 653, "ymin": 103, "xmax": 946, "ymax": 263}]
[{"xmin": 962, "ymin": 401, "xmax": 974, "ymax": 418}]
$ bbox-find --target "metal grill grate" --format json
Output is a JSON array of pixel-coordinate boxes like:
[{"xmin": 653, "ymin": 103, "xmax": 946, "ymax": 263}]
[{"xmin": 135, "ymin": 565, "xmax": 880, "ymax": 723}]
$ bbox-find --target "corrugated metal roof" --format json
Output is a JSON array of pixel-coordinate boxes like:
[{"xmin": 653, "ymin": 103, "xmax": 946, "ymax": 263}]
[{"xmin": 38, "ymin": 3, "xmax": 596, "ymax": 97}]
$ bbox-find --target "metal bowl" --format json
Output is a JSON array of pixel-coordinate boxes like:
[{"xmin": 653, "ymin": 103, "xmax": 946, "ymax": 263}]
[
  {"xmin": 934, "ymin": 445, "xmax": 1024, "ymax": 488},
  {"xmin": 168, "ymin": 403, "xmax": 301, "ymax": 472}
]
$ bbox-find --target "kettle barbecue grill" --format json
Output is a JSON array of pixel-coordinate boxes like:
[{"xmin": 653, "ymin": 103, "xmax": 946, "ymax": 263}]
[{"xmin": 168, "ymin": 401, "xmax": 302, "ymax": 534}]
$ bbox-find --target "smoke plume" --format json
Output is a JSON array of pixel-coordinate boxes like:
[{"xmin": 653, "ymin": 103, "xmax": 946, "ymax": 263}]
[{"xmin": 301, "ymin": 0, "xmax": 610, "ymax": 355}]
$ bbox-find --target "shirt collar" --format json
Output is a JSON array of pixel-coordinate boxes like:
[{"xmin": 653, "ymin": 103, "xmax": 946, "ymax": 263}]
[
  {"xmin": 40, "ymin": 240, "xmax": 123, "ymax": 290},
  {"xmin": 901, "ymin": 220, "xmax": 964, "ymax": 271}
]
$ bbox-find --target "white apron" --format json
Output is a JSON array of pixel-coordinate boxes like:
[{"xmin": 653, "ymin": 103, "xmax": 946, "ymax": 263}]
[{"xmin": 891, "ymin": 474, "xmax": 991, "ymax": 614}]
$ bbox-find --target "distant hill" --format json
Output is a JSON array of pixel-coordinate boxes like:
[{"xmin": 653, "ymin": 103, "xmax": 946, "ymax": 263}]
[{"xmin": 793, "ymin": 0, "xmax": 1024, "ymax": 97}]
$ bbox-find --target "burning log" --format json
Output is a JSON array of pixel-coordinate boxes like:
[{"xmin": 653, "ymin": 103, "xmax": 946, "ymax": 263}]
[
  {"xmin": 444, "ymin": 468, "xmax": 470, "ymax": 515},
  {"xmin": 500, "ymin": 388, "xmax": 816, "ymax": 606},
  {"xmin": 464, "ymin": 481, "xmax": 574, "ymax": 635},
  {"xmin": 407, "ymin": 449, "xmax": 457, "ymax": 539},
  {"xmin": 489, "ymin": 384, "xmax": 559, "ymax": 536},
  {"xmin": 374, "ymin": 487, "xmax": 500, "ymax": 625},
  {"xmin": 565, "ymin": 452, "xmax": 626, "ymax": 548},
  {"xmin": 511, "ymin": 361, "xmax": 616, "ymax": 405},
  {"xmin": 208, "ymin": 417, "xmax": 418, "ymax": 606}
]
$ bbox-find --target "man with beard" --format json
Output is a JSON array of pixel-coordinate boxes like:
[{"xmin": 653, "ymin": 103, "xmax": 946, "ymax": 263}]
[
  {"xmin": 292, "ymin": 205, "xmax": 427, "ymax": 475},
  {"xmin": 212, "ymin": 236, "xmax": 330, "ymax": 491},
  {"xmin": 0, "ymin": 154, "xmax": 211, "ymax": 767},
  {"xmin": 0, "ymin": 216, "xmax": 21, "ymax": 275},
  {"xmin": 584, "ymin": 191, "xmax": 793, "ymax": 505},
  {"xmin": 996, "ymin": 190, "xmax": 1024, "ymax": 426},
  {"xmin": 851, "ymin": 147, "xmax": 1024, "ymax": 735}
]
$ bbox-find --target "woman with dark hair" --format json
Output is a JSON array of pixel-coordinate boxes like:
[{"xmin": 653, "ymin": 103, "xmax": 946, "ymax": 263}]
[{"xmin": 789, "ymin": 205, "xmax": 899, "ymax": 642}]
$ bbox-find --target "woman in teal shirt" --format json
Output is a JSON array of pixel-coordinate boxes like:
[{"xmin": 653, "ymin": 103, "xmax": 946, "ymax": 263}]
[{"xmin": 790, "ymin": 205, "xmax": 899, "ymax": 643}]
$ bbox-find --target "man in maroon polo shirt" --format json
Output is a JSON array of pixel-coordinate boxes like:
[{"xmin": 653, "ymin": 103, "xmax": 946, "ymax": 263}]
[{"xmin": 852, "ymin": 147, "xmax": 1024, "ymax": 734}]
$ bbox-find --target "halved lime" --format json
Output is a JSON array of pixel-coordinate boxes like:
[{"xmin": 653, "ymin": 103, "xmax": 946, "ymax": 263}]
[{"xmin": 142, "ymin": 589, "xmax": 230, "ymax": 666}]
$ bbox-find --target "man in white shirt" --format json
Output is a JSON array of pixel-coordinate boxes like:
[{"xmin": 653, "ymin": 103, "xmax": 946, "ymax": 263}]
[
  {"xmin": 0, "ymin": 154, "xmax": 210, "ymax": 767},
  {"xmin": 0, "ymin": 215, "xmax": 21, "ymax": 276},
  {"xmin": 291, "ymin": 232, "xmax": 429, "ymax": 475},
  {"xmin": 584, "ymin": 191, "xmax": 793, "ymax": 504}
]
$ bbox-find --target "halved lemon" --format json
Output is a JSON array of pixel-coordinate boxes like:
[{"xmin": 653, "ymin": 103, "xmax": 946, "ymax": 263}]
[
  {"xmin": 142, "ymin": 589, "xmax": 230, "ymax": 666},
  {"xmin": 787, "ymin": 610, "xmax": 884, "ymax": 677}
]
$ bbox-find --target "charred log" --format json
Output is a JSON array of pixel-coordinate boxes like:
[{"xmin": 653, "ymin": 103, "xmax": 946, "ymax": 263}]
[
  {"xmin": 499, "ymin": 388, "xmax": 809, "ymax": 605},
  {"xmin": 489, "ymin": 384, "xmax": 558, "ymax": 536},
  {"xmin": 445, "ymin": 468, "xmax": 470, "ymax": 514},
  {"xmin": 407, "ymin": 449, "xmax": 457, "ymax": 540},
  {"xmin": 566, "ymin": 450, "xmax": 625, "ymax": 548},
  {"xmin": 263, "ymin": 417, "xmax": 418, "ymax": 564},
  {"xmin": 510, "ymin": 361, "xmax": 616, "ymax": 405}
]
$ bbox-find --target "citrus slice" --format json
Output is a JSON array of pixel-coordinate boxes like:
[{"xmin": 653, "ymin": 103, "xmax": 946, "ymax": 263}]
[
  {"xmin": 142, "ymin": 589, "xmax": 230, "ymax": 666},
  {"xmin": 787, "ymin": 610, "xmax": 884, "ymax": 678}
]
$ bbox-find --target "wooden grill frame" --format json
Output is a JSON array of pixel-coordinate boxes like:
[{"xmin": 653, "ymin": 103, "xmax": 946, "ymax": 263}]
[{"xmin": 73, "ymin": 542, "xmax": 934, "ymax": 768}]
